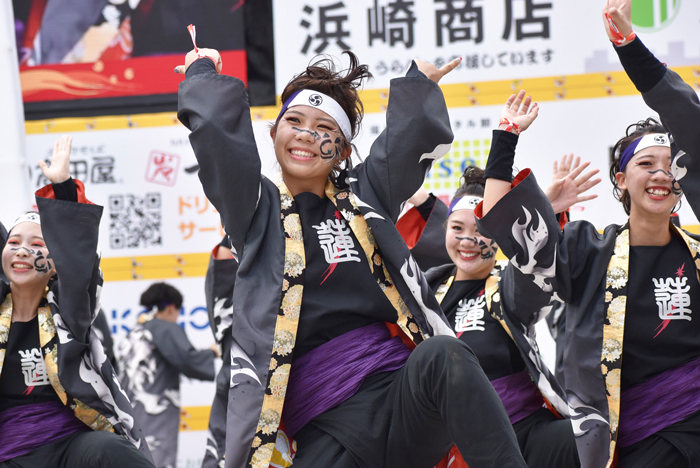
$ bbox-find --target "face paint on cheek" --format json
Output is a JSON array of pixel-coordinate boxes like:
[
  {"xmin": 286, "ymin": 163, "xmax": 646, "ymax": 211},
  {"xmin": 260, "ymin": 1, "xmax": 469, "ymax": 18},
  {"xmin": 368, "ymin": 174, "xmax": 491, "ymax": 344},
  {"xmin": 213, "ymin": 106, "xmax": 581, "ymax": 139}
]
[
  {"xmin": 34, "ymin": 251, "xmax": 53, "ymax": 274},
  {"xmin": 477, "ymin": 240, "xmax": 495, "ymax": 260},
  {"xmin": 672, "ymin": 180, "xmax": 683, "ymax": 197},
  {"xmin": 646, "ymin": 169, "xmax": 683, "ymax": 197},
  {"xmin": 319, "ymin": 137, "xmax": 344, "ymax": 164},
  {"xmin": 319, "ymin": 139, "xmax": 335, "ymax": 161},
  {"xmin": 455, "ymin": 236, "xmax": 478, "ymax": 243}
]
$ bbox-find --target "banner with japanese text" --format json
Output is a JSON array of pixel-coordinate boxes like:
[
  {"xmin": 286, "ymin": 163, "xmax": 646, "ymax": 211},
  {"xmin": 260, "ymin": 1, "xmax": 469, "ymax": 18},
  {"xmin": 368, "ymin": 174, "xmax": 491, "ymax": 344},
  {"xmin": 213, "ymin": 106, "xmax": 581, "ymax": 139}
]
[{"xmin": 273, "ymin": 0, "xmax": 699, "ymax": 90}]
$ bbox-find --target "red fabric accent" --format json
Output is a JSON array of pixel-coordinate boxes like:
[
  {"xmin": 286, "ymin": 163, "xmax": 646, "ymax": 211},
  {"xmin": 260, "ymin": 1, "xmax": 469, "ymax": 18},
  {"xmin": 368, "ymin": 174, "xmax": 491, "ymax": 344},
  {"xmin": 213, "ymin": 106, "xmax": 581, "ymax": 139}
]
[
  {"xmin": 384, "ymin": 323, "xmax": 417, "ymax": 351},
  {"xmin": 434, "ymin": 445, "xmax": 469, "ymax": 468},
  {"xmin": 212, "ymin": 245, "xmax": 220, "ymax": 257},
  {"xmin": 21, "ymin": 0, "xmax": 48, "ymax": 52},
  {"xmin": 396, "ymin": 207, "xmax": 427, "ymax": 250},
  {"xmin": 35, "ymin": 179, "xmax": 94, "ymax": 205},
  {"xmin": 543, "ymin": 397, "xmax": 563, "ymax": 419},
  {"xmin": 474, "ymin": 201, "xmax": 484, "ymax": 219},
  {"xmin": 558, "ymin": 211, "xmax": 569, "ymax": 231},
  {"xmin": 511, "ymin": 169, "xmax": 531, "ymax": 188}
]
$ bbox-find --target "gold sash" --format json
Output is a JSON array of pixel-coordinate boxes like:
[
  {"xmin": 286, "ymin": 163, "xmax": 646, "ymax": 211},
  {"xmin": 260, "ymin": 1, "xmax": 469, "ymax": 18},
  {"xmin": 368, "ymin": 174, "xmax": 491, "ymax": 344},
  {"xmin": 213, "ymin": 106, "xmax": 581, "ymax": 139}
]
[{"xmin": 248, "ymin": 179, "xmax": 424, "ymax": 468}]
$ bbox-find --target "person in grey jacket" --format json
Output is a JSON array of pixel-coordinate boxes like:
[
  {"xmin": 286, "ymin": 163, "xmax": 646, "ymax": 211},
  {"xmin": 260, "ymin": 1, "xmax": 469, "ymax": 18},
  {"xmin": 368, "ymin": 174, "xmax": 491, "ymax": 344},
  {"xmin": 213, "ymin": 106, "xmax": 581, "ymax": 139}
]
[{"xmin": 117, "ymin": 283, "xmax": 218, "ymax": 468}]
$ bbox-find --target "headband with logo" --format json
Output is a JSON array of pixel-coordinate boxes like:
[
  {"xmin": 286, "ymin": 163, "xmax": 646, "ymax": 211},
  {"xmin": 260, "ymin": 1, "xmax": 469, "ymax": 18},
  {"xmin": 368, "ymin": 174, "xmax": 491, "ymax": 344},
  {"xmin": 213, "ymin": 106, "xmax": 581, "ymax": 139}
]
[
  {"xmin": 447, "ymin": 196, "xmax": 483, "ymax": 216},
  {"xmin": 276, "ymin": 89, "xmax": 352, "ymax": 141},
  {"xmin": 8, "ymin": 212, "xmax": 41, "ymax": 233},
  {"xmin": 619, "ymin": 133, "xmax": 670, "ymax": 172}
]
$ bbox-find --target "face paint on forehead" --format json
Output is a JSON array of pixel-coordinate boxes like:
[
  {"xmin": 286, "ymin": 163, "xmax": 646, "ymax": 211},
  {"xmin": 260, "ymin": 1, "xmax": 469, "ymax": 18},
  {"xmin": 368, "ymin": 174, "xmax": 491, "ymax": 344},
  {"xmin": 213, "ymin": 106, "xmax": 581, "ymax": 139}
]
[{"xmin": 291, "ymin": 127, "xmax": 321, "ymax": 141}]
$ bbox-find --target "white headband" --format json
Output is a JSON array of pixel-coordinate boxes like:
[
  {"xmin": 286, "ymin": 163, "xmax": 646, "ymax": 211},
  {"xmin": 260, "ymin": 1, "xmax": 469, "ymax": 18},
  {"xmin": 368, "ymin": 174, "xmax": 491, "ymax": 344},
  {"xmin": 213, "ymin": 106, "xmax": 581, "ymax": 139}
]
[
  {"xmin": 285, "ymin": 89, "xmax": 352, "ymax": 141},
  {"xmin": 619, "ymin": 133, "xmax": 671, "ymax": 171},
  {"xmin": 8, "ymin": 212, "xmax": 41, "ymax": 235},
  {"xmin": 448, "ymin": 196, "xmax": 483, "ymax": 215}
]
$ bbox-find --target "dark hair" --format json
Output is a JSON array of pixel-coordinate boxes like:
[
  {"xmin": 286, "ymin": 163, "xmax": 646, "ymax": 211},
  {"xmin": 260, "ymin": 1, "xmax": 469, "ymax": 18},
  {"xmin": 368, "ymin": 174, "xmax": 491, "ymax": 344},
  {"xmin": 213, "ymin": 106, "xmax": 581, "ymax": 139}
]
[
  {"xmin": 140, "ymin": 282, "xmax": 183, "ymax": 311},
  {"xmin": 275, "ymin": 51, "xmax": 372, "ymax": 185},
  {"xmin": 609, "ymin": 118, "xmax": 671, "ymax": 215},
  {"xmin": 453, "ymin": 166, "xmax": 486, "ymax": 200}
]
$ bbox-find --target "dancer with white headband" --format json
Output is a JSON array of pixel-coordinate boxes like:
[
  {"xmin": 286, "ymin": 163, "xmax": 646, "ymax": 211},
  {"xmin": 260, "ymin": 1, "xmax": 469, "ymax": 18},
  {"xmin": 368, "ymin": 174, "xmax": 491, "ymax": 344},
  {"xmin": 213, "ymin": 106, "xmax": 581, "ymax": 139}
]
[
  {"xmin": 397, "ymin": 161, "xmax": 599, "ymax": 468},
  {"xmin": 177, "ymin": 41, "xmax": 528, "ymax": 468},
  {"xmin": 0, "ymin": 136, "xmax": 154, "ymax": 468},
  {"xmin": 474, "ymin": 1, "xmax": 700, "ymax": 466}
]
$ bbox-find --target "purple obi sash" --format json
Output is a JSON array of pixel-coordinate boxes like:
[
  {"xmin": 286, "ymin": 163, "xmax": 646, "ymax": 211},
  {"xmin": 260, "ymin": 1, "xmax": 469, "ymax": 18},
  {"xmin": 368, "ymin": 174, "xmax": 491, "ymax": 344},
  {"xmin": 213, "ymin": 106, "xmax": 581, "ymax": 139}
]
[
  {"xmin": 0, "ymin": 401, "xmax": 89, "ymax": 462},
  {"xmin": 282, "ymin": 322, "xmax": 411, "ymax": 438},
  {"xmin": 618, "ymin": 355, "xmax": 700, "ymax": 447},
  {"xmin": 490, "ymin": 370, "xmax": 544, "ymax": 424}
]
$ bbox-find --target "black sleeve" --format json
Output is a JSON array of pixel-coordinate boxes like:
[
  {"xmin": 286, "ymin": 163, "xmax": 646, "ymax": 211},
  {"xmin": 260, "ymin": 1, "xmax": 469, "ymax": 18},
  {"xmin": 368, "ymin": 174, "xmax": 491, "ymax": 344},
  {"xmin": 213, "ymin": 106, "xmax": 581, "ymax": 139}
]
[
  {"xmin": 151, "ymin": 323, "xmax": 216, "ymax": 381},
  {"xmin": 484, "ymin": 130, "xmax": 519, "ymax": 182},
  {"xmin": 613, "ymin": 37, "xmax": 667, "ymax": 94},
  {"xmin": 51, "ymin": 178, "xmax": 78, "ymax": 202},
  {"xmin": 415, "ymin": 194, "xmax": 437, "ymax": 221},
  {"xmin": 186, "ymin": 57, "xmax": 217, "ymax": 78}
]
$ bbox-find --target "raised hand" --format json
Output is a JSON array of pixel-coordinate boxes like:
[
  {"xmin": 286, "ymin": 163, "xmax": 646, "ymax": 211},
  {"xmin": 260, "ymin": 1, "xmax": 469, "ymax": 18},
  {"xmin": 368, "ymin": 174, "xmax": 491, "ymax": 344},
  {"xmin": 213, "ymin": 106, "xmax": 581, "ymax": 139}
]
[
  {"xmin": 500, "ymin": 90, "xmax": 539, "ymax": 133},
  {"xmin": 602, "ymin": 0, "xmax": 634, "ymax": 45},
  {"xmin": 545, "ymin": 159, "xmax": 602, "ymax": 214},
  {"xmin": 175, "ymin": 48, "xmax": 222, "ymax": 75},
  {"xmin": 553, "ymin": 154, "xmax": 579, "ymax": 182},
  {"xmin": 39, "ymin": 135, "xmax": 72, "ymax": 184},
  {"xmin": 415, "ymin": 57, "xmax": 462, "ymax": 84}
]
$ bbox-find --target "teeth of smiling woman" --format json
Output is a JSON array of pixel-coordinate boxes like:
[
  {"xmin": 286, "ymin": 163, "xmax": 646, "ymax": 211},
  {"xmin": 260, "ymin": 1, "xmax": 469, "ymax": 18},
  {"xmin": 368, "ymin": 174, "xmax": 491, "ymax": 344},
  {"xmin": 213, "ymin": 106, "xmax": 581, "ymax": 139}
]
[
  {"xmin": 12, "ymin": 263, "xmax": 31, "ymax": 269},
  {"xmin": 646, "ymin": 189, "xmax": 669, "ymax": 197},
  {"xmin": 460, "ymin": 252, "xmax": 479, "ymax": 259},
  {"xmin": 291, "ymin": 150, "xmax": 315, "ymax": 158}
]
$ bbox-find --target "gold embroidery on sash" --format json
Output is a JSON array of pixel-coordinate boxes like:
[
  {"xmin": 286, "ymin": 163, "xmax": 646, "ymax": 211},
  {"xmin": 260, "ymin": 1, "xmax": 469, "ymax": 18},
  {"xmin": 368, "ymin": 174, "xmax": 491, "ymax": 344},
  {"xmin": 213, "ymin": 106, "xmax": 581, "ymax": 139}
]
[{"xmin": 602, "ymin": 227, "xmax": 630, "ymax": 467}]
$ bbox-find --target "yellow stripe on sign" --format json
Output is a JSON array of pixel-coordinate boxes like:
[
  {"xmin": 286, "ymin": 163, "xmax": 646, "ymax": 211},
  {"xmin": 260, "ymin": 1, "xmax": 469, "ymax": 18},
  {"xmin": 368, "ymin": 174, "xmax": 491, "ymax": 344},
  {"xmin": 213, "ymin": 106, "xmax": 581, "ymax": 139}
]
[
  {"xmin": 25, "ymin": 65, "xmax": 700, "ymax": 134},
  {"xmin": 180, "ymin": 405, "xmax": 211, "ymax": 432},
  {"xmin": 100, "ymin": 252, "xmax": 210, "ymax": 281}
]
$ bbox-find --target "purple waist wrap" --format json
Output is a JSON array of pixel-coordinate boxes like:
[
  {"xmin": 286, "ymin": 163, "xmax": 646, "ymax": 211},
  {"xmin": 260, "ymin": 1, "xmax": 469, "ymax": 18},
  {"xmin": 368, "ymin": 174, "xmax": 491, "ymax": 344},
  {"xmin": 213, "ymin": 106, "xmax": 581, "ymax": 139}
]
[
  {"xmin": 490, "ymin": 370, "xmax": 544, "ymax": 424},
  {"xmin": 282, "ymin": 322, "xmax": 411, "ymax": 438},
  {"xmin": 618, "ymin": 355, "xmax": 700, "ymax": 447},
  {"xmin": 0, "ymin": 401, "xmax": 89, "ymax": 462}
]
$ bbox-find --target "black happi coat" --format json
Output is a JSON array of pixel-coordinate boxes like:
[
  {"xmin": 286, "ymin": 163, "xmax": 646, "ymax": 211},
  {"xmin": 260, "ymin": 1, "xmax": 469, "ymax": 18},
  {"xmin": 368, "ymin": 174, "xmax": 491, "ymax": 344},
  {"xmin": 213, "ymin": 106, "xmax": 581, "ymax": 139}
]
[
  {"xmin": 178, "ymin": 60, "xmax": 455, "ymax": 468},
  {"xmin": 202, "ymin": 244, "xmax": 238, "ymax": 468},
  {"xmin": 0, "ymin": 181, "xmax": 151, "ymax": 459},
  {"xmin": 476, "ymin": 39, "xmax": 700, "ymax": 468}
]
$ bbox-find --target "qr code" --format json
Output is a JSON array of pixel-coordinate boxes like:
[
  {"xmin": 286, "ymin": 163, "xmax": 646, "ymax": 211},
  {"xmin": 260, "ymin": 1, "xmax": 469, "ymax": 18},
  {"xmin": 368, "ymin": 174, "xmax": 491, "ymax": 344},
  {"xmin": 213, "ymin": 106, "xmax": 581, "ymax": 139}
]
[{"xmin": 109, "ymin": 193, "xmax": 162, "ymax": 249}]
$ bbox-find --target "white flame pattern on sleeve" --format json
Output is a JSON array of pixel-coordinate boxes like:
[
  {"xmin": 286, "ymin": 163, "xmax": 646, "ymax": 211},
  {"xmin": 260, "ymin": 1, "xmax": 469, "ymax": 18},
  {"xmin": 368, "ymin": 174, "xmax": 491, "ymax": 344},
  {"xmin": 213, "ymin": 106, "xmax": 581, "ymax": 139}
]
[{"xmin": 510, "ymin": 207, "xmax": 556, "ymax": 292}]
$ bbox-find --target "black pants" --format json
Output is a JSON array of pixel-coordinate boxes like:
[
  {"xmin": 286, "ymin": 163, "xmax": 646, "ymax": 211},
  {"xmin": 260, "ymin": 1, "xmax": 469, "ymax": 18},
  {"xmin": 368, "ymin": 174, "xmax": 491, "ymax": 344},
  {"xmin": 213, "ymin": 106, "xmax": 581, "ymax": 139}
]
[
  {"xmin": 0, "ymin": 430, "xmax": 155, "ymax": 468},
  {"xmin": 291, "ymin": 336, "xmax": 527, "ymax": 468},
  {"xmin": 513, "ymin": 408, "xmax": 580, "ymax": 468},
  {"xmin": 202, "ymin": 334, "xmax": 231, "ymax": 468}
]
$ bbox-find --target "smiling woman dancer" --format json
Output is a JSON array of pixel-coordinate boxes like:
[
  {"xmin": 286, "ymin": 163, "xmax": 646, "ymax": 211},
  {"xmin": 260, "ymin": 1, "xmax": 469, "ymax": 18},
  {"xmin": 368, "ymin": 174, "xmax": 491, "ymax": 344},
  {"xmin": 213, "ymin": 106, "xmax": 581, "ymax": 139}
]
[
  {"xmin": 177, "ymin": 45, "xmax": 528, "ymax": 468},
  {"xmin": 474, "ymin": 2, "xmax": 700, "ymax": 467},
  {"xmin": 0, "ymin": 136, "xmax": 153, "ymax": 468},
  {"xmin": 398, "ymin": 161, "xmax": 599, "ymax": 468}
]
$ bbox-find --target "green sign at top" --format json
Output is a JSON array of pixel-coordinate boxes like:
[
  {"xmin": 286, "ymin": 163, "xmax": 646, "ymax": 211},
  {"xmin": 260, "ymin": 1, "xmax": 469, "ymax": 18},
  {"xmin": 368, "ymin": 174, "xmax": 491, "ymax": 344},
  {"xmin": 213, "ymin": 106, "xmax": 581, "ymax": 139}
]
[{"xmin": 632, "ymin": 0, "xmax": 681, "ymax": 31}]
